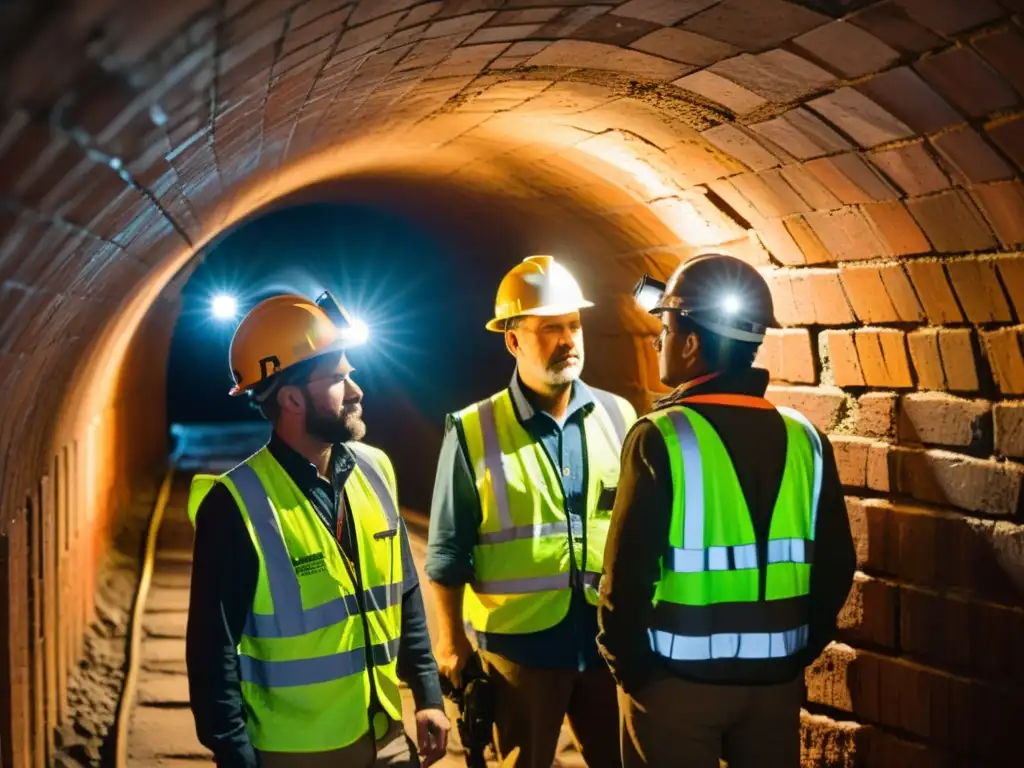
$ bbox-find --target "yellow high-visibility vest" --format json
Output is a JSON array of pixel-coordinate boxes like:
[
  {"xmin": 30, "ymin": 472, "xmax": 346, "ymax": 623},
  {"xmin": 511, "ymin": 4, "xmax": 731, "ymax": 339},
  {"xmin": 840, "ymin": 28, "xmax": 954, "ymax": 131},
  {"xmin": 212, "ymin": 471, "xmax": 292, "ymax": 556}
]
[
  {"xmin": 456, "ymin": 387, "xmax": 637, "ymax": 634},
  {"xmin": 187, "ymin": 442, "xmax": 404, "ymax": 753}
]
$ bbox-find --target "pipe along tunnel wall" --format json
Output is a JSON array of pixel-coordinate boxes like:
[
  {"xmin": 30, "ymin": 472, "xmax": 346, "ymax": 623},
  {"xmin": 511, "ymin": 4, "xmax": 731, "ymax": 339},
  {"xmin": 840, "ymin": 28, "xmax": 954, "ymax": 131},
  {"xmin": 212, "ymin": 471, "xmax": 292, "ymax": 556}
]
[{"xmin": 3, "ymin": 0, "xmax": 1024, "ymax": 764}]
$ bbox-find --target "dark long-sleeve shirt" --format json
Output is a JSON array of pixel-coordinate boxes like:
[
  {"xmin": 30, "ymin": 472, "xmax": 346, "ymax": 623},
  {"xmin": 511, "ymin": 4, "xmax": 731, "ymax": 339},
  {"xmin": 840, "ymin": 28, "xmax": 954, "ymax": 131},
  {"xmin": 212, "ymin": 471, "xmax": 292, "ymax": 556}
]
[
  {"xmin": 425, "ymin": 371, "xmax": 602, "ymax": 671},
  {"xmin": 598, "ymin": 368, "xmax": 855, "ymax": 694},
  {"xmin": 186, "ymin": 434, "xmax": 442, "ymax": 767}
]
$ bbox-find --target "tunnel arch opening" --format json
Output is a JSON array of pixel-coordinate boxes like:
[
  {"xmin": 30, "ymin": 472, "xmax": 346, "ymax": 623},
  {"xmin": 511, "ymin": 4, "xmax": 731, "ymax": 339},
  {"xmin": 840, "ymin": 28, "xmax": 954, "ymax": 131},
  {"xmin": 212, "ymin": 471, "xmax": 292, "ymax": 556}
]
[{"xmin": 2, "ymin": 1, "xmax": 1024, "ymax": 765}]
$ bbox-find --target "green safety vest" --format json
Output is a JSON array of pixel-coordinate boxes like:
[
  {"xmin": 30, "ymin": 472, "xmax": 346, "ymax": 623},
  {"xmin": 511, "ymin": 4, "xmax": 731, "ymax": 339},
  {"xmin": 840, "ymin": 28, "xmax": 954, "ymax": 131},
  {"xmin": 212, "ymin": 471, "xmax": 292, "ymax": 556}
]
[
  {"xmin": 645, "ymin": 401, "xmax": 823, "ymax": 662},
  {"xmin": 187, "ymin": 443, "xmax": 404, "ymax": 754},
  {"xmin": 456, "ymin": 387, "xmax": 637, "ymax": 634}
]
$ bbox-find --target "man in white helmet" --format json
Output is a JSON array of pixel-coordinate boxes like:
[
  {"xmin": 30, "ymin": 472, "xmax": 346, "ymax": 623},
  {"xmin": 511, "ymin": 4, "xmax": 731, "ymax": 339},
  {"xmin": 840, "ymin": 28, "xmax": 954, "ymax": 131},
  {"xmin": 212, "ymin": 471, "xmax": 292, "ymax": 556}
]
[{"xmin": 426, "ymin": 255, "xmax": 637, "ymax": 768}]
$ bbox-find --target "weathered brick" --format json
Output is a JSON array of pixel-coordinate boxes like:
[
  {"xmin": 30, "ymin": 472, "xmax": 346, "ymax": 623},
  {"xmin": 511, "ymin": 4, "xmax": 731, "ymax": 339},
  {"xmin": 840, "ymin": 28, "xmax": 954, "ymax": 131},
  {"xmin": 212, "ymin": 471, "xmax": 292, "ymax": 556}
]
[
  {"xmin": 861, "ymin": 201, "xmax": 931, "ymax": 257},
  {"xmin": 944, "ymin": 257, "xmax": 1013, "ymax": 324},
  {"xmin": 782, "ymin": 328, "xmax": 816, "ymax": 383},
  {"xmin": 914, "ymin": 45, "xmax": 1019, "ymax": 119},
  {"xmin": 839, "ymin": 264, "xmax": 899, "ymax": 323},
  {"xmin": 799, "ymin": 712, "xmax": 870, "ymax": 768},
  {"xmin": 805, "ymin": 153, "xmax": 898, "ymax": 206},
  {"xmin": 831, "ymin": 436, "xmax": 891, "ymax": 491},
  {"xmin": 981, "ymin": 326, "xmax": 1024, "ymax": 395},
  {"xmin": 803, "ymin": 208, "xmax": 881, "ymax": 262},
  {"xmin": 749, "ymin": 109, "xmax": 851, "ymax": 161},
  {"xmin": 785, "ymin": 218, "xmax": 836, "ymax": 269},
  {"xmin": 855, "ymin": 392, "xmax": 897, "ymax": 439},
  {"xmin": 856, "ymin": 65, "xmax": 963, "ymax": 135},
  {"xmin": 805, "ymin": 642, "xmax": 859, "ymax": 711},
  {"xmin": 974, "ymin": 182, "xmax": 1024, "ymax": 247},
  {"xmin": 805, "ymin": 269, "xmax": 856, "ymax": 326},
  {"xmin": 938, "ymin": 329, "xmax": 981, "ymax": 393},
  {"xmin": 848, "ymin": 4, "xmax": 944, "ymax": 55},
  {"xmin": 933, "ymin": 125, "xmax": 1014, "ymax": 186},
  {"xmin": 906, "ymin": 190, "xmax": 999, "ymax": 254},
  {"xmin": 904, "ymin": 260, "xmax": 963, "ymax": 324},
  {"xmin": 900, "ymin": 585, "xmax": 1024, "ymax": 683},
  {"xmin": 855, "ymin": 329, "xmax": 913, "ymax": 389},
  {"xmin": 792, "ymin": 19, "xmax": 899, "ymax": 80},
  {"xmin": 994, "ymin": 401, "xmax": 1024, "ymax": 459},
  {"xmin": 824, "ymin": 330, "xmax": 865, "ymax": 387},
  {"xmin": 808, "ymin": 87, "xmax": 914, "ymax": 149},
  {"xmin": 875, "ymin": 498, "xmax": 1019, "ymax": 602},
  {"xmin": 679, "ymin": 0, "xmax": 829, "ymax": 52},
  {"xmin": 869, "ymin": 141, "xmax": 951, "ymax": 197},
  {"xmin": 839, "ymin": 262, "xmax": 925, "ymax": 324},
  {"xmin": 806, "ymin": 643, "xmax": 1022, "ymax": 753},
  {"xmin": 838, "ymin": 573, "xmax": 898, "ymax": 649},
  {"xmin": 894, "ymin": 447, "xmax": 1024, "ymax": 517},
  {"xmin": 994, "ymin": 253, "xmax": 1024, "ymax": 319},
  {"xmin": 898, "ymin": 392, "xmax": 991, "ymax": 449},
  {"xmin": 906, "ymin": 329, "xmax": 944, "ymax": 390},
  {"xmin": 766, "ymin": 385, "xmax": 846, "ymax": 432},
  {"xmin": 846, "ymin": 497, "xmax": 888, "ymax": 572}
]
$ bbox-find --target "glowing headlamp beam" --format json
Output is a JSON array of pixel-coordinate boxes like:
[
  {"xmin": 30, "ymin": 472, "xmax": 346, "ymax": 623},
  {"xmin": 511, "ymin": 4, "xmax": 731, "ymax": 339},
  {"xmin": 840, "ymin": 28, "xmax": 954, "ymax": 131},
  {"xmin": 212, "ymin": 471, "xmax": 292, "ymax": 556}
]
[{"xmin": 211, "ymin": 294, "xmax": 238, "ymax": 320}]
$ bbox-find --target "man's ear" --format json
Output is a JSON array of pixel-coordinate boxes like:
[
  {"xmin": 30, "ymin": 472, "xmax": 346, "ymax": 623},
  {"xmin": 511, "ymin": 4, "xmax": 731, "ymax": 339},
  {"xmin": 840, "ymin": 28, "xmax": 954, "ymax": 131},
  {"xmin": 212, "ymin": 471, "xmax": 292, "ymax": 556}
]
[
  {"xmin": 277, "ymin": 384, "xmax": 305, "ymax": 414},
  {"xmin": 505, "ymin": 330, "xmax": 520, "ymax": 357}
]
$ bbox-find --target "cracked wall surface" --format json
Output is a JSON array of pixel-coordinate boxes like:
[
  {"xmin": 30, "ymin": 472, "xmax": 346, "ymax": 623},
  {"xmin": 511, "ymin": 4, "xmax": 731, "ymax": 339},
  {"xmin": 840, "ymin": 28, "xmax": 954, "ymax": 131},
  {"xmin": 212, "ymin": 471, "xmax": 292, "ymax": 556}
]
[{"xmin": 2, "ymin": 1, "xmax": 1024, "ymax": 765}]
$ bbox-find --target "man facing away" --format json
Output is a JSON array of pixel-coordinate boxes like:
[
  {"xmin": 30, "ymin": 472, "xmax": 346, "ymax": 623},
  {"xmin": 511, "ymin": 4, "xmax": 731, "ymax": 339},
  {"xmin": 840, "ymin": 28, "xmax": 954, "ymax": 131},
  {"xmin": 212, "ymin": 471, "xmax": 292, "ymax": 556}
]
[
  {"xmin": 186, "ymin": 292, "xmax": 450, "ymax": 767},
  {"xmin": 426, "ymin": 255, "xmax": 637, "ymax": 768},
  {"xmin": 598, "ymin": 254, "xmax": 856, "ymax": 768}
]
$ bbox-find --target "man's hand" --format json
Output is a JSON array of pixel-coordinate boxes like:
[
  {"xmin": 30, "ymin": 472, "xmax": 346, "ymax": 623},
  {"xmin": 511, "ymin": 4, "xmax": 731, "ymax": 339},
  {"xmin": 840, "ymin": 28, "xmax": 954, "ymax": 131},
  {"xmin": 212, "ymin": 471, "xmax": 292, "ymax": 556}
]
[
  {"xmin": 434, "ymin": 631, "xmax": 474, "ymax": 689},
  {"xmin": 415, "ymin": 708, "xmax": 451, "ymax": 767}
]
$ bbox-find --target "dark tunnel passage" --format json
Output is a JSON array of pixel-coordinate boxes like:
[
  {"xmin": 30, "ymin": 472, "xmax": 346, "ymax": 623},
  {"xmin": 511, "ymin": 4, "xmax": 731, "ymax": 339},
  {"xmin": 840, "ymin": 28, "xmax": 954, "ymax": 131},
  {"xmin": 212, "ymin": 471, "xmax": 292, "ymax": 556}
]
[{"xmin": 2, "ymin": 1, "xmax": 1024, "ymax": 766}]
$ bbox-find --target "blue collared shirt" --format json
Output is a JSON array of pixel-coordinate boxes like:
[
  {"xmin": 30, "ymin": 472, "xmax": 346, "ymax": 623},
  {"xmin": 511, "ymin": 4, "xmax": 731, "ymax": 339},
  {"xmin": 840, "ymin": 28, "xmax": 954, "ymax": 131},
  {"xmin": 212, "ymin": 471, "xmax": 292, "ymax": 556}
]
[{"xmin": 426, "ymin": 370, "xmax": 600, "ymax": 670}]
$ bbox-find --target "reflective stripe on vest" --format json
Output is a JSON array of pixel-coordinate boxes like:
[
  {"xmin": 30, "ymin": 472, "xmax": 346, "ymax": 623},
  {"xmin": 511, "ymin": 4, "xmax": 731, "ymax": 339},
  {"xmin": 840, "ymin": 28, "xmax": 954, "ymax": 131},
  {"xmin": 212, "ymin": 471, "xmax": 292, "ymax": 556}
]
[
  {"xmin": 648, "ymin": 400, "xmax": 821, "ymax": 663},
  {"xmin": 240, "ymin": 637, "xmax": 400, "ymax": 688},
  {"xmin": 649, "ymin": 625, "xmax": 810, "ymax": 661},
  {"xmin": 469, "ymin": 394, "xmax": 627, "ymax": 596},
  {"xmin": 460, "ymin": 386, "xmax": 637, "ymax": 634},
  {"xmin": 230, "ymin": 463, "xmax": 402, "ymax": 640},
  {"xmin": 661, "ymin": 406, "xmax": 823, "ymax": 574},
  {"xmin": 473, "ymin": 570, "xmax": 600, "ymax": 595}
]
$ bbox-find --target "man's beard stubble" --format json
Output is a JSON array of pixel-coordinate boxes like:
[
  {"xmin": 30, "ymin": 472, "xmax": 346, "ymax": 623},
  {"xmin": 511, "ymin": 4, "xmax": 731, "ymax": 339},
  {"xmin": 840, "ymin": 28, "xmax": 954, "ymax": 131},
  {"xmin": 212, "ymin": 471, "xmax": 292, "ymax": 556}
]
[{"xmin": 305, "ymin": 402, "xmax": 366, "ymax": 444}]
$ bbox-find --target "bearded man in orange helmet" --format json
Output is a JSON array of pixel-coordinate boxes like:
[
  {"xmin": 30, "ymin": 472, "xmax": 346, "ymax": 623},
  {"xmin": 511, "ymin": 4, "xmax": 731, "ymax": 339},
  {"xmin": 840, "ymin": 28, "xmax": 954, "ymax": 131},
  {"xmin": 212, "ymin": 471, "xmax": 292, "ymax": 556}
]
[
  {"xmin": 426, "ymin": 256, "xmax": 638, "ymax": 768},
  {"xmin": 185, "ymin": 292, "xmax": 449, "ymax": 768}
]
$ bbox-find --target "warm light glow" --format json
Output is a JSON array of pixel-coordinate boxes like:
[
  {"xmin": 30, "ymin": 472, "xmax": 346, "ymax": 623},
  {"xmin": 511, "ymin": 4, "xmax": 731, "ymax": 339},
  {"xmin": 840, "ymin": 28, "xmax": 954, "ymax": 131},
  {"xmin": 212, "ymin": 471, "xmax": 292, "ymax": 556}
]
[{"xmin": 211, "ymin": 294, "xmax": 238, "ymax": 319}]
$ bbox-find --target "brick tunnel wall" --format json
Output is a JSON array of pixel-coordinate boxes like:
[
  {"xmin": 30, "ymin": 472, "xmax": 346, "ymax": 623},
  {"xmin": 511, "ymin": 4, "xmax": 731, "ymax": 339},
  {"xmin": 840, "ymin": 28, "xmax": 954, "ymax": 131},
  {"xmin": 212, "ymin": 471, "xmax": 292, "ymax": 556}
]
[
  {"xmin": 0, "ymin": 298, "xmax": 177, "ymax": 766},
  {"xmin": 2, "ymin": 1, "xmax": 1024, "ymax": 766}
]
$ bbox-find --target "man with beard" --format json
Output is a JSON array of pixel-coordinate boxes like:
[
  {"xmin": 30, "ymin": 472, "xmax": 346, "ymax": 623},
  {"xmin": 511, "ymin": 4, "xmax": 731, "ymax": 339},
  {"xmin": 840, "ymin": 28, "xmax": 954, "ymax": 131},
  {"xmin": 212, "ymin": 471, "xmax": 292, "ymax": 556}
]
[
  {"xmin": 426, "ymin": 256, "xmax": 637, "ymax": 768},
  {"xmin": 186, "ymin": 292, "xmax": 450, "ymax": 768}
]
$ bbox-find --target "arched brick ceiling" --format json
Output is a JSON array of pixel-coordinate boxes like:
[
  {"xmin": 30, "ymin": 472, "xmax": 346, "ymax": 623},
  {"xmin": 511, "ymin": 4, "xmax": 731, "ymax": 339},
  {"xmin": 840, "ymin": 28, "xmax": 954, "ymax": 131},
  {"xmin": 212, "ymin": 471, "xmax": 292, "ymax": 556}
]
[{"xmin": 1, "ymin": 0, "xmax": 1024, "ymax": 510}]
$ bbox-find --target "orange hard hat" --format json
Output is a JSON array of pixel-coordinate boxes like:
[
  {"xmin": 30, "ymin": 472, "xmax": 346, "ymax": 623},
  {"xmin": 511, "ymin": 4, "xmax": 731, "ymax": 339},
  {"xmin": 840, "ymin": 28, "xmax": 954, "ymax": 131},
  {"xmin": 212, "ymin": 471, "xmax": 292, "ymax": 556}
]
[{"xmin": 227, "ymin": 293, "xmax": 365, "ymax": 396}]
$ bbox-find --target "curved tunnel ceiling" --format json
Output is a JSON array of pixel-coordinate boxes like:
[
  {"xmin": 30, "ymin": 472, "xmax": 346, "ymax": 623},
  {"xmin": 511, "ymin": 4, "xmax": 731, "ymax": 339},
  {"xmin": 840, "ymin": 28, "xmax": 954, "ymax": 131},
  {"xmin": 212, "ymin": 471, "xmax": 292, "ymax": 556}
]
[{"xmin": 2, "ymin": 0, "xmax": 1024, "ymax": 513}]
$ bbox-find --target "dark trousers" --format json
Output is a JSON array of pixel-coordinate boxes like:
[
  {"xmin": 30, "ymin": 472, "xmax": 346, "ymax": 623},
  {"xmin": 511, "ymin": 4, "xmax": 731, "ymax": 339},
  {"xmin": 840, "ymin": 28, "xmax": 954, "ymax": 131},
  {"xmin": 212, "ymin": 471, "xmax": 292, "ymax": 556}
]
[
  {"xmin": 479, "ymin": 650, "xmax": 622, "ymax": 768},
  {"xmin": 618, "ymin": 676, "xmax": 804, "ymax": 768}
]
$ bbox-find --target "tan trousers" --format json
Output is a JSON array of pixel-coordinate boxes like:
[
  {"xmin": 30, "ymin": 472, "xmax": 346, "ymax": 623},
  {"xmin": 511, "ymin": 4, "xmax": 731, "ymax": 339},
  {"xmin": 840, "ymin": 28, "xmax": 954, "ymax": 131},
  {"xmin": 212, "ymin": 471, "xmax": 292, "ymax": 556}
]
[
  {"xmin": 479, "ymin": 650, "xmax": 622, "ymax": 768},
  {"xmin": 618, "ymin": 676, "xmax": 804, "ymax": 768},
  {"xmin": 257, "ymin": 720, "xmax": 419, "ymax": 768}
]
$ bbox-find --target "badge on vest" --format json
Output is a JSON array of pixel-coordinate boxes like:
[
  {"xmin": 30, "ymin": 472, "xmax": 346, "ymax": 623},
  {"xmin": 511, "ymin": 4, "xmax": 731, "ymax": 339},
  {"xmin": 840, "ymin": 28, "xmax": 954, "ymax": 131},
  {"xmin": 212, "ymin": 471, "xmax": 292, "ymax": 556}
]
[
  {"xmin": 569, "ymin": 513, "xmax": 583, "ymax": 538},
  {"xmin": 292, "ymin": 551, "xmax": 327, "ymax": 576}
]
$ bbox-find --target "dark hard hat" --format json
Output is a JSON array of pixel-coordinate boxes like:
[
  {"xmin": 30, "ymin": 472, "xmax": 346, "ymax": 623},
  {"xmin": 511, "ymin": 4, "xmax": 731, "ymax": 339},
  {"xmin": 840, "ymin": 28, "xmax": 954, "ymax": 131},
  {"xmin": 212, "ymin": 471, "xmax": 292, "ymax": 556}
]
[{"xmin": 651, "ymin": 253, "xmax": 777, "ymax": 343}]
